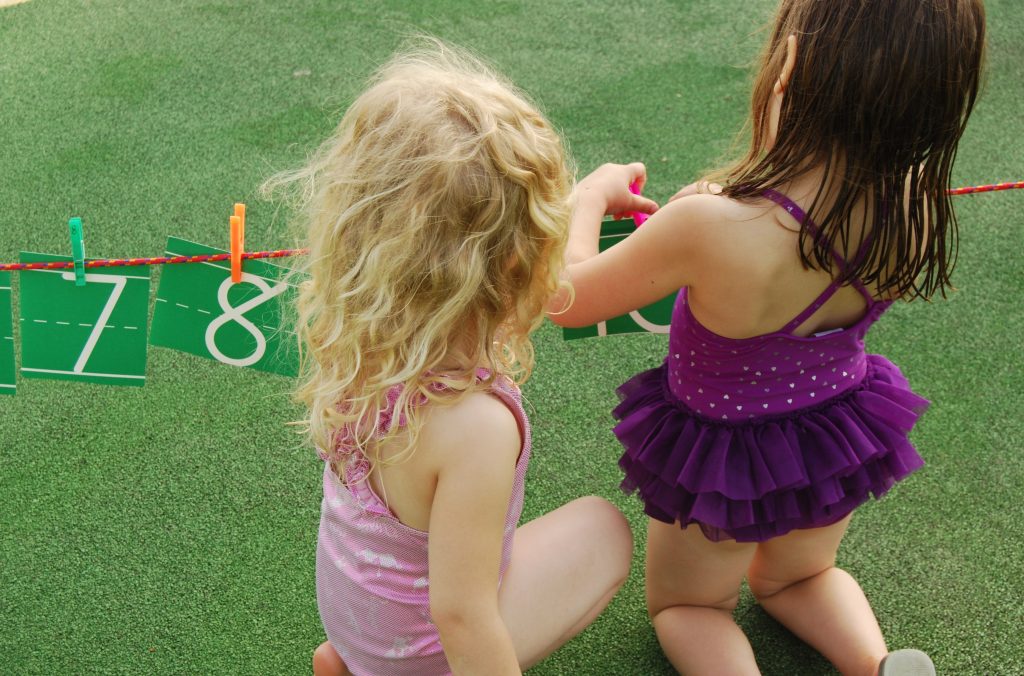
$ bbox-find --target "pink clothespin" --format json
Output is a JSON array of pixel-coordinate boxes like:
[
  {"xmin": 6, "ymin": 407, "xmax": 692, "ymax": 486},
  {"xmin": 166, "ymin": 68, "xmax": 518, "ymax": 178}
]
[{"xmin": 628, "ymin": 180, "xmax": 649, "ymax": 227}]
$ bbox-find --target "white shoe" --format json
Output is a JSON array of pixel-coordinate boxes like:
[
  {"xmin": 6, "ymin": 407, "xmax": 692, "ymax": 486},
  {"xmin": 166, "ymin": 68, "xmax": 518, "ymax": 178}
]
[{"xmin": 878, "ymin": 649, "xmax": 936, "ymax": 676}]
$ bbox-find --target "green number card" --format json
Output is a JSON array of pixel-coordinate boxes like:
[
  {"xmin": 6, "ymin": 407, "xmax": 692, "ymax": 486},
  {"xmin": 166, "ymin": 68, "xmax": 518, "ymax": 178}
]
[
  {"xmin": 19, "ymin": 254, "xmax": 150, "ymax": 385},
  {"xmin": 0, "ymin": 271, "xmax": 15, "ymax": 395},
  {"xmin": 149, "ymin": 237, "xmax": 299, "ymax": 377},
  {"xmin": 562, "ymin": 219, "xmax": 676, "ymax": 340}
]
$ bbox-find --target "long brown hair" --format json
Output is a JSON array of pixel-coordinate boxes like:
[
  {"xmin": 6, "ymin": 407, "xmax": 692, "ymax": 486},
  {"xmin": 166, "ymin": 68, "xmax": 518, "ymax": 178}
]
[{"xmin": 720, "ymin": 0, "xmax": 986, "ymax": 299}]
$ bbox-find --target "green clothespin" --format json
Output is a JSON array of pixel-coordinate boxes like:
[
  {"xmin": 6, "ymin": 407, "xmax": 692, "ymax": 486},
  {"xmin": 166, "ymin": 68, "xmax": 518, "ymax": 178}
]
[{"xmin": 68, "ymin": 217, "xmax": 86, "ymax": 286}]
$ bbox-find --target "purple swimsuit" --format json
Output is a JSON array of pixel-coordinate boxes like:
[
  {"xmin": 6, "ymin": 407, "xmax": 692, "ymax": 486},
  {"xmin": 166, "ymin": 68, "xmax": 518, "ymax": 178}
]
[{"xmin": 614, "ymin": 189, "xmax": 930, "ymax": 542}]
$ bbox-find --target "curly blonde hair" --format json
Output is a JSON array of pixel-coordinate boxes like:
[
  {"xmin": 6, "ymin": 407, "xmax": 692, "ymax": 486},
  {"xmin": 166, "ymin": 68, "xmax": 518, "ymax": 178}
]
[{"xmin": 266, "ymin": 40, "xmax": 573, "ymax": 469}]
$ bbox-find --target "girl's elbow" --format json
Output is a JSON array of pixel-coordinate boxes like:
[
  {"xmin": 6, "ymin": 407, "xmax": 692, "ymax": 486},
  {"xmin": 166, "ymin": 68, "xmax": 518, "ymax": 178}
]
[
  {"xmin": 544, "ymin": 300, "xmax": 572, "ymax": 327},
  {"xmin": 546, "ymin": 312, "xmax": 590, "ymax": 329},
  {"xmin": 431, "ymin": 606, "xmax": 470, "ymax": 634},
  {"xmin": 545, "ymin": 310, "xmax": 571, "ymax": 328},
  {"xmin": 545, "ymin": 301, "xmax": 593, "ymax": 328},
  {"xmin": 430, "ymin": 599, "xmax": 496, "ymax": 636},
  {"xmin": 545, "ymin": 286, "xmax": 588, "ymax": 327}
]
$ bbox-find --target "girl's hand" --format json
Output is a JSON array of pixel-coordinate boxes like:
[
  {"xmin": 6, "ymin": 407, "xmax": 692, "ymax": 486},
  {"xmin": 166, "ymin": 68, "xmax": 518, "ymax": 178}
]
[
  {"xmin": 556, "ymin": 162, "xmax": 661, "ymax": 273},
  {"xmin": 577, "ymin": 163, "xmax": 660, "ymax": 219},
  {"xmin": 668, "ymin": 180, "xmax": 723, "ymax": 203}
]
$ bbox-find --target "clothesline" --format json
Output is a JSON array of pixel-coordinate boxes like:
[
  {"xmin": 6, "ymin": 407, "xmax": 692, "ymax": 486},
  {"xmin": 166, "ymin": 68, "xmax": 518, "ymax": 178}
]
[{"xmin": 2, "ymin": 181, "xmax": 1021, "ymax": 273}]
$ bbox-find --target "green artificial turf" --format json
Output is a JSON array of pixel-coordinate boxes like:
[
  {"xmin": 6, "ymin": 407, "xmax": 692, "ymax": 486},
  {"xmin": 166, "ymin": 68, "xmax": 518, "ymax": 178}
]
[{"xmin": 1, "ymin": 1, "xmax": 1021, "ymax": 674}]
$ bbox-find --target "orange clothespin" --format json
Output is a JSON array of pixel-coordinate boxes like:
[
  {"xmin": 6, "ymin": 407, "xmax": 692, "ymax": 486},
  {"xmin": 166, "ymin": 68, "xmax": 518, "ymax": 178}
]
[{"xmin": 230, "ymin": 202, "xmax": 246, "ymax": 283}]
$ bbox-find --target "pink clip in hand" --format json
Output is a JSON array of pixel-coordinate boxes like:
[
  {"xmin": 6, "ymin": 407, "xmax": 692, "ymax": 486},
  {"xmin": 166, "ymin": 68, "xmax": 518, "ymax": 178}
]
[{"xmin": 629, "ymin": 180, "xmax": 649, "ymax": 227}]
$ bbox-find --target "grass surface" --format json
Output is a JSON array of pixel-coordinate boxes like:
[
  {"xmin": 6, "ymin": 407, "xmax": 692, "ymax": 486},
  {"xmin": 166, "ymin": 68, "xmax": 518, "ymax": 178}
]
[{"xmin": 1, "ymin": 1, "xmax": 1022, "ymax": 674}]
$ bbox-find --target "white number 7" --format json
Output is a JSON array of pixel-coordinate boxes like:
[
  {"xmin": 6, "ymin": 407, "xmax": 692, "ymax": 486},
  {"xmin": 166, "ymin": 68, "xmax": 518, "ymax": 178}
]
[{"xmin": 61, "ymin": 272, "xmax": 127, "ymax": 373}]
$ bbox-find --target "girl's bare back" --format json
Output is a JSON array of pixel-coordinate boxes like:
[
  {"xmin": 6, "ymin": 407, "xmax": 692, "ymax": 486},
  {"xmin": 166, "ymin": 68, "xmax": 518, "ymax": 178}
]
[{"xmin": 683, "ymin": 178, "xmax": 878, "ymax": 341}]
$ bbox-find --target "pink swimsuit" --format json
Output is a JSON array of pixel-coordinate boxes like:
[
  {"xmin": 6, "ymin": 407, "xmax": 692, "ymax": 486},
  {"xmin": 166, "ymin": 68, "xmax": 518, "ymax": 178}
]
[{"xmin": 315, "ymin": 375, "xmax": 531, "ymax": 675}]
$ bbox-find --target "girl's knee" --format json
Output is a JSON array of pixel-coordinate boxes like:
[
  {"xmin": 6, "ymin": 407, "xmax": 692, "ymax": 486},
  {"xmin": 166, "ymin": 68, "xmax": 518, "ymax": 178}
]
[
  {"xmin": 647, "ymin": 591, "xmax": 741, "ymax": 621},
  {"xmin": 571, "ymin": 495, "xmax": 631, "ymax": 535},
  {"xmin": 572, "ymin": 496, "xmax": 634, "ymax": 580},
  {"xmin": 313, "ymin": 641, "xmax": 348, "ymax": 676},
  {"xmin": 747, "ymin": 573, "xmax": 784, "ymax": 602},
  {"xmin": 748, "ymin": 563, "xmax": 833, "ymax": 602}
]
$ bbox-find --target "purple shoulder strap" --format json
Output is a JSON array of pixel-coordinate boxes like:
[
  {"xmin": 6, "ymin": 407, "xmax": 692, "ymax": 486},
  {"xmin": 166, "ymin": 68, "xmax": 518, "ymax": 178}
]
[{"xmin": 760, "ymin": 188, "xmax": 874, "ymax": 333}]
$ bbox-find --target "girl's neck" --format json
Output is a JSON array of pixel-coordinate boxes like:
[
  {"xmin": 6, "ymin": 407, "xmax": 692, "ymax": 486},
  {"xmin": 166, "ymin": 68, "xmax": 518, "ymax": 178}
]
[{"xmin": 772, "ymin": 162, "xmax": 838, "ymax": 205}]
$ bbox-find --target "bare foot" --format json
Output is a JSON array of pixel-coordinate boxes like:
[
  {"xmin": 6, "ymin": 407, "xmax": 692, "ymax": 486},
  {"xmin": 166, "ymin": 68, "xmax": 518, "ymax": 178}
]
[{"xmin": 313, "ymin": 641, "xmax": 349, "ymax": 676}]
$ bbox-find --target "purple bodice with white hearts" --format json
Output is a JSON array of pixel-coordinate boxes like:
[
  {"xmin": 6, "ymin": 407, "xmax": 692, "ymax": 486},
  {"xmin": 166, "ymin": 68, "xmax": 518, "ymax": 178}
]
[{"xmin": 666, "ymin": 287, "xmax": 890, "ymax": 423}]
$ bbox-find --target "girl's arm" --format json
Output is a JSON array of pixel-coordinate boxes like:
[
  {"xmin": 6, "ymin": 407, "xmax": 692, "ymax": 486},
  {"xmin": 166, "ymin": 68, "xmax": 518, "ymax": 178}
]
[
  {"xmin": 548, "ymin": 163, "xmax": 710, "ymax": 328},
  {"xmin": 426, "ymin": 393, "xmax": 523, "ymax": 675}
]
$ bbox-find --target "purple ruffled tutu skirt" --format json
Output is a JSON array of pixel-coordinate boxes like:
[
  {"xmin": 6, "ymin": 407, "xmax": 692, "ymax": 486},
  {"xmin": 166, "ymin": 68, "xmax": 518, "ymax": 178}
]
[{"xmin": 614, "ymin": 354, "xmax": 930, "ymax": 542}]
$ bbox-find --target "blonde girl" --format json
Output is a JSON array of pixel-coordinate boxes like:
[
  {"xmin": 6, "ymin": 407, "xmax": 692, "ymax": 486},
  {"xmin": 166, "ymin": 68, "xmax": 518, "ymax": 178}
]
[
  {"xmin": 548, "ymin": 0, "xmax": 985, "ymax": 673},
  {"xmin": 272, "ymin": 41, "xmax": 633, "ymax": 675}
]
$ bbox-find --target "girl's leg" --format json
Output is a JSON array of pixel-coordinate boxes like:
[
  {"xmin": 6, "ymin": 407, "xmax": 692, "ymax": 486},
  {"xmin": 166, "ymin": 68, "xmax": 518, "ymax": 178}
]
[
  {"xmin": 312, "ymin": 641, "xmax": 349, "ymax": 676},
  {"xmin": 746, "ymin": 514, "xmax": 887, "ymax": 676},
  {"xmin": 497, "ymin": 496, "xmax": 634, "ymax": 670},
  {"xmin": 646, "ymin": 519, "xmax": 760, "ymax": 675}
]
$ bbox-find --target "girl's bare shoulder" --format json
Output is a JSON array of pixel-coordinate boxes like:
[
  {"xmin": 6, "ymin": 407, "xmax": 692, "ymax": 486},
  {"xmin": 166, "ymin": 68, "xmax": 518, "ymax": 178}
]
[
  {"xmin": 418, "ymin": 389, "xmax": 521, "ymax": 469},
  {"xmin": 658, "ymin": 193, "xmax": 782, "ymax": 262}
]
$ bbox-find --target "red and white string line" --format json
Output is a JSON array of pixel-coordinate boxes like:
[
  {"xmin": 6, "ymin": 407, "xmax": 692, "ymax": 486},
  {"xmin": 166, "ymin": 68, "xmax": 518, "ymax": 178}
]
[
  {"xmin": 1, "ymin": 182, "xmax": 1020, "ymax": 273},
  {"xmin": 0, "ymin": 249, "xmax": 308, "ymax": 273}
]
